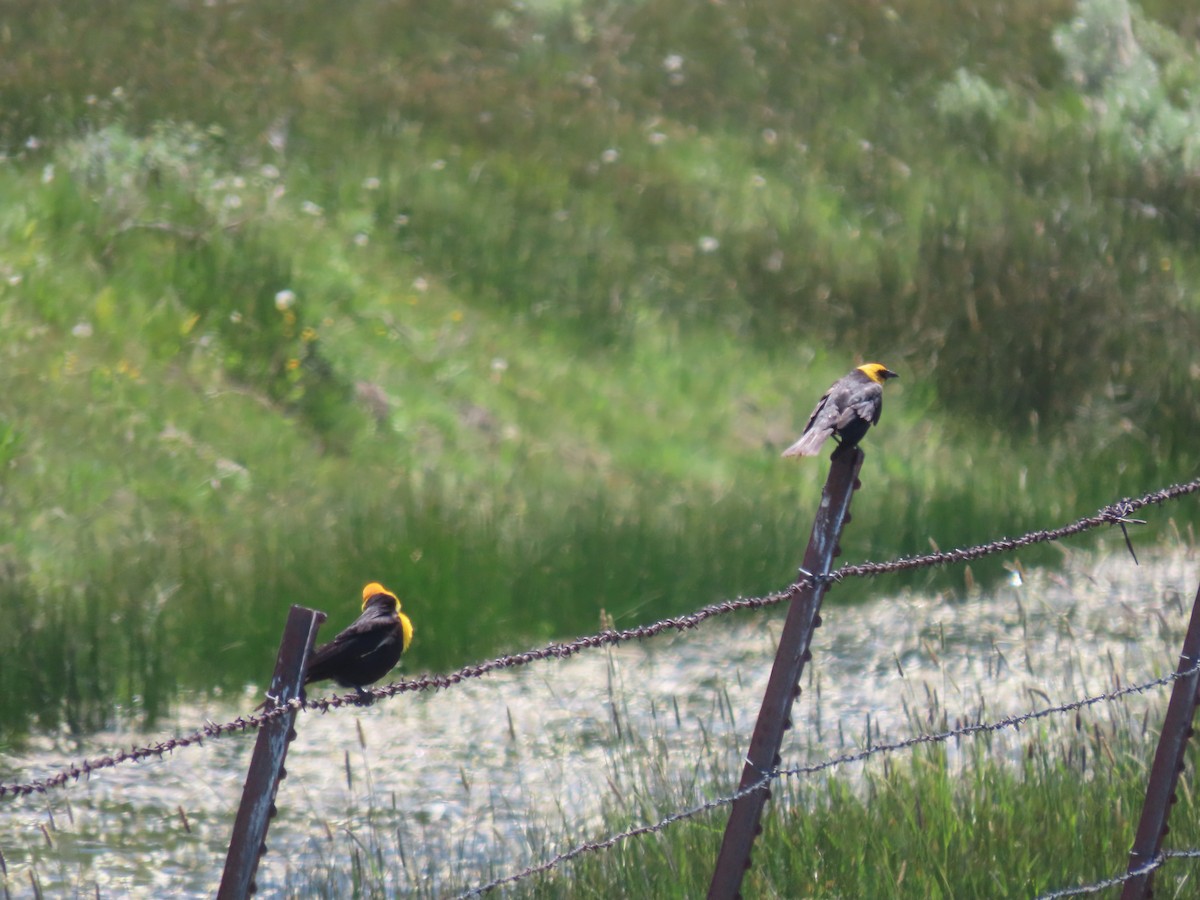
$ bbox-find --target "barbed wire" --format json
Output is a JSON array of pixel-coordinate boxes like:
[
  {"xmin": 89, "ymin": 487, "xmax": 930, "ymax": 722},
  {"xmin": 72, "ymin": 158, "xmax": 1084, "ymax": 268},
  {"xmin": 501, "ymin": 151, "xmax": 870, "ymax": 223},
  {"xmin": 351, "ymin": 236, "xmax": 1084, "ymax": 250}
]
[
  {"xmin": 306, "ymin": 591, "xmax": 793, "ymax": 709},
  {"xmin": 1037, "ymin": 854, "xmax": 1161, "ymax": 899},
  {"xmin": 317, "ymin": 474, "xmax": 1200, "ymax": 713},
  {"xmin": 828, "ymin": 475, "xmax": 1200, "ymax": 582},
  {"xmin": 777, "ymin": 659, "xmax": 1200, "ymax": 779},
  {"xmin": 0, "ymin": 700, "xmax": 304, "ymax": 799},
  {"xmin": 1036, "ymin": 849, "xmax": 1200, "ymax": 899},
  {"xmin": 452, "ymin": 660, "xmax": 1200, "ymax": 897},
  {"xmin": 3, "ymin": 475, "xmax": 1199, "ymax": 801},
  {"xmin": 453, "ymin": 772, "xmax": 776, "ymax": 898}
]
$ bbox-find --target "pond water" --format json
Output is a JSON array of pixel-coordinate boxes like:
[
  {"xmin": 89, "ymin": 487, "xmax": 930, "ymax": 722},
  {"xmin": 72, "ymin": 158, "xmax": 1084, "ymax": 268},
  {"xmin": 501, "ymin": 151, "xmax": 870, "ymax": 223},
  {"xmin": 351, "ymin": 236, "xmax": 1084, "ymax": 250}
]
[{"xmin": 2, "ymin": 546, "xmax": 1196, "ymax": 896}]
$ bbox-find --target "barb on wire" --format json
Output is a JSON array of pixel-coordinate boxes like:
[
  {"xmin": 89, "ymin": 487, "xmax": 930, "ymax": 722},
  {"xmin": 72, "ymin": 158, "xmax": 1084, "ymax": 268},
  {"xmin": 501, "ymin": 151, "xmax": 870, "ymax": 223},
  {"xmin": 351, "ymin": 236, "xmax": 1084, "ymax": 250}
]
[
  {"xmin": 4, "ymin": 476, "xmax": 1199, "ymax": 801},
  {"xmin": 451, "ymin": 661, "xmax": 1200, "ymax": 897},
  {"xmin": 1035, "ymin": 849, "xmax": 1200, "ymax": 899}
]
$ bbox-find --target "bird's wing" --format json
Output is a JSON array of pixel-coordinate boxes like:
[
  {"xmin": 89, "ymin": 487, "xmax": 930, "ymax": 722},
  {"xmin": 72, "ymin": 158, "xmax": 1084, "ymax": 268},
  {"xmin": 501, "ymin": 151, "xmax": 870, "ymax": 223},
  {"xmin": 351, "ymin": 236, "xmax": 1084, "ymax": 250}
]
[
  {"xmin": 782, "ymin": 391, "xmax": 836, "ymax": 457},
  {"xmin": 308, "ymin": 628, "xmax": 377, "ymax": 665},
  {"xmin": 306, "ymin": 610, "xmax": 397, "ymax": 678},
  {"xmin": 802, "ymin": 390, "xmax": 834, "ymax": 433},
  {"xmin": 835, "ymin": 384, "xmax": 883, "ymax": 427}
]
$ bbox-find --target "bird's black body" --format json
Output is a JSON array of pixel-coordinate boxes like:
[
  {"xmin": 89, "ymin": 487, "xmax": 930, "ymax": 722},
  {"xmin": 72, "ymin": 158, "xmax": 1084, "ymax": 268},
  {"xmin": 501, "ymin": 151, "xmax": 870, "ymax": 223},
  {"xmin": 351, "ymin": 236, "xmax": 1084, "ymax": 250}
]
[
  {"xmin": 783, "ymin": 363, "xmax": 898, "ymax": 458},
  {"xmin": 305, "ymin": 585, "xmax": 412, "ymax": 689}
]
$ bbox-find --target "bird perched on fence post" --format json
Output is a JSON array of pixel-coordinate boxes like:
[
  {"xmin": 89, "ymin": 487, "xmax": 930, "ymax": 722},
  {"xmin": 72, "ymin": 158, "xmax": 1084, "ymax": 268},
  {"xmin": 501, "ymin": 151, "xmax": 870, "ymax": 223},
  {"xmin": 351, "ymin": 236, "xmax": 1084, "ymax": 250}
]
[
  {"xmin": 782, "ymin": 362, "xmax": 899, "ymax": 459},
  {"xmin": 304, "ymin": 582, "xmax": 413, "ymax": 694}
]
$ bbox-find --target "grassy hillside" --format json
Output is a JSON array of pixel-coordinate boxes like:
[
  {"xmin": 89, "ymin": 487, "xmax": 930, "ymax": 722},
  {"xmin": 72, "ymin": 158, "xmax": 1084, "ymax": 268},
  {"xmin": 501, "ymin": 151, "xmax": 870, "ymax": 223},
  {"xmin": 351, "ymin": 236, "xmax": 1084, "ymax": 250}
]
[{"xmin": 1, "ymin": 0, "xmax": 1199, "ymax": 734}]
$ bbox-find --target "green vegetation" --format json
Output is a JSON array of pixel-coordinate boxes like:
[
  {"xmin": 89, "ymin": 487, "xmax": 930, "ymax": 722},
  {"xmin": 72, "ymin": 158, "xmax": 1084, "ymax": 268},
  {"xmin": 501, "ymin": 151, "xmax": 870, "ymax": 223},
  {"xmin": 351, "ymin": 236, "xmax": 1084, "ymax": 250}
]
[
  {"xmin": 2, "ymin": 0, "xmax": 1200, "ymax": 736},
  {"xmin": 532, "ymin": 724, "xmax": 1199, "ymax": 899},
  {"xmin": 269, "ymin": 576, "xmax": 1200, "ymax": 899}
]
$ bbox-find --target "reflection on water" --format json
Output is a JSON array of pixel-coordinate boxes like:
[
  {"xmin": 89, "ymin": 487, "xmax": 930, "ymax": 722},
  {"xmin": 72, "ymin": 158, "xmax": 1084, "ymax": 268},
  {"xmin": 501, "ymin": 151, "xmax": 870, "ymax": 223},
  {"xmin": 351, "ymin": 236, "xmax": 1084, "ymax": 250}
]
[{"xmin": 1, "ymin": 547, "xmax": 1195, "ymax": 896}]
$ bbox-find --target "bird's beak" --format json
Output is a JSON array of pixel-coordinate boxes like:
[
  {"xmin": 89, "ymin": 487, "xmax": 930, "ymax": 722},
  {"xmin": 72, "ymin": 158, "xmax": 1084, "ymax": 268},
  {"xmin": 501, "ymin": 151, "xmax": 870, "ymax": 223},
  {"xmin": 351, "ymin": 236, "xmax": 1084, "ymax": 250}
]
[{"xmin": 882, "ymin": 369, "xmax": 899, "ymax": 380}]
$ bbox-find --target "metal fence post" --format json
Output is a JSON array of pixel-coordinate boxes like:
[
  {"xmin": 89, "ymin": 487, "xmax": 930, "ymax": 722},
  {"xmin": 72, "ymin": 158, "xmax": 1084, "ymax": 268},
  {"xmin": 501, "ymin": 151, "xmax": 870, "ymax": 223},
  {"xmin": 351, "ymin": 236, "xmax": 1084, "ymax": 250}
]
[
  {"xmin": 217, "ymin": 604, "xmax": 326, "ymax": 900},
  {"xmin": 1120, "ymin": 576, "xmax": 1200, "ymax": 899},
  {"xmin": 708, "ymin": 447, "xmax": 864, "ymax": 900}
]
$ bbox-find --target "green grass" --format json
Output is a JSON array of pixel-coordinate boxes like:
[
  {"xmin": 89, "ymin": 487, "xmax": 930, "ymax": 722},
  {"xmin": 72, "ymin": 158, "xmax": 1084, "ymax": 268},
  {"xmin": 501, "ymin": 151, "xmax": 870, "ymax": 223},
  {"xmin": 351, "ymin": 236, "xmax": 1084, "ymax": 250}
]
[
  {"xmin": 2, "ymin": 0, "xmax": 1200, "ymax": 736},
  {"xmin": 544, "ymin": 738, "xmax": 1191, "ymax": 899},
  {"xmin": 258, "ymin": 568, "xmax": 1200, "ymax": 899}
]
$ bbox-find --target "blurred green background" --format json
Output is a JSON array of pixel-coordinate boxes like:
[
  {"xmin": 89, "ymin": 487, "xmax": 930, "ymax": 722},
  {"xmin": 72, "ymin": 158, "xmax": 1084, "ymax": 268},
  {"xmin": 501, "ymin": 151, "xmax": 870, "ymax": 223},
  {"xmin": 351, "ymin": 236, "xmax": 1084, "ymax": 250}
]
[{"xmin": 1, "ymin": 0, "xmax": 1198, "ymax": 735}]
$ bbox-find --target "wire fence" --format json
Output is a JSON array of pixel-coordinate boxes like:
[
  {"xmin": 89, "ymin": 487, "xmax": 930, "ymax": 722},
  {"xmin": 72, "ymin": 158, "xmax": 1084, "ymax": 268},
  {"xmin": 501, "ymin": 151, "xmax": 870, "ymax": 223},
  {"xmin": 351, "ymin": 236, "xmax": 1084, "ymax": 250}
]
[
  {"xmin": 6, "ymin": 475, "xmax": 1197, "ymax": 801},
  {"xmin": 1035, "ymin": 850, "xmax": 1200, "ymax": 899},
  {"xmin": 454, "ymin": 659, "xmax": 1200, "ymax": 899},
  {"xmin": 4, "ymin": 474, "xmax": 1200, "ymax": 897}
]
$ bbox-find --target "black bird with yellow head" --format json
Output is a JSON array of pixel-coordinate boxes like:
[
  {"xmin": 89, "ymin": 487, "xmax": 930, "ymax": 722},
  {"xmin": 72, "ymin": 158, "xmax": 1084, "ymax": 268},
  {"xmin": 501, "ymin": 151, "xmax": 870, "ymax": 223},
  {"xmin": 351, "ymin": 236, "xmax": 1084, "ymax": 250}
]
[
  {"xmin": 782, "ymin": 362, "xmax": 899, "ymax": 458},
  {"xmin": 305, "ymin": 582, "xmax": 413, "ymax": 690}
]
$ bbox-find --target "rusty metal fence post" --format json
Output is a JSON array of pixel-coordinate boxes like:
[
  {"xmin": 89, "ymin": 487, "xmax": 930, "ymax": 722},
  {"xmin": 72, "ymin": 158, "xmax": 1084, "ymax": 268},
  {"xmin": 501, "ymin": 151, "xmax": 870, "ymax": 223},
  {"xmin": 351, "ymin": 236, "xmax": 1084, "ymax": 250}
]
[
  {"xmin": 708, "ymin": 448, "xmax": 864, "ymax": 900},
  {"xmin": 1120, "ymin": 576, "xmax": 1200, "ymax": 899},
  {"xmin": 218, "ymin": 605, "xmax": 326, "ymax": 900}
]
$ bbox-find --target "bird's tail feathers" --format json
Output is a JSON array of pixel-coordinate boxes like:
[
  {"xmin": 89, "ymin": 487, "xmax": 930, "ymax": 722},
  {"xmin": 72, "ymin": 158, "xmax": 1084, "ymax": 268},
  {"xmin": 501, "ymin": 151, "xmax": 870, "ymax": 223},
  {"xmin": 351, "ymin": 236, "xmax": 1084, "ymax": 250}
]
[{"xmin": 781, "ymin": 430, "xmax": 827, "ymax": 457}]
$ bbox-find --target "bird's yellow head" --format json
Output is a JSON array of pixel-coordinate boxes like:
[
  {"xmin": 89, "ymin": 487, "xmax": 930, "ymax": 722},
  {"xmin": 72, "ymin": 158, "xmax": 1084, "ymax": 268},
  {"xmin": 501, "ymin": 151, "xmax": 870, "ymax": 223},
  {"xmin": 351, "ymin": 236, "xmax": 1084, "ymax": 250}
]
[
  {"xmin": 361, "ymin": 581, "xmax": 398, "ymax": 610},
  {"xmin": 856, "ymin": 363, "xmax": 899, "ymax": 385},
  {"xmin": 361, "ymin": 581, "xmax": 414, "ymax": 652}
]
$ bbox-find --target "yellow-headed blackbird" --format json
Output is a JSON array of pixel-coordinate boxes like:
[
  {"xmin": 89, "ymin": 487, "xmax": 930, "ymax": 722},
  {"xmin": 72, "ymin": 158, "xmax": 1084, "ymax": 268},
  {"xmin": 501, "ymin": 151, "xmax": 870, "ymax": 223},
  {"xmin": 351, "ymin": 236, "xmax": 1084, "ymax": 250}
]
[
  {"xmin": 305, "ymin": 582, "xmax": 413, "ymax": 690},
  {"xmin": 782, "ymin": 363, "xmax": 899, "ymax": 458}
]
